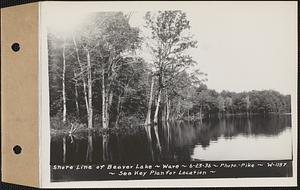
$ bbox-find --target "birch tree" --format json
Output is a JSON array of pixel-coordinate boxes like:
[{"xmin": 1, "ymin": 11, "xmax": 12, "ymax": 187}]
[
  {"xmin": 94, "ymin": 13, "xmax": 140, "ymax": 128},
  {"xmin": 62, "ymin": 39, "xmax": 67, "ymax": 123},
  {"xmin": 76, "ymin": 12, "xmax": 140, "ymax": 129},
  {"xmin": 145, "ymin": 10, "xmax": 197, "ymax": 123}
]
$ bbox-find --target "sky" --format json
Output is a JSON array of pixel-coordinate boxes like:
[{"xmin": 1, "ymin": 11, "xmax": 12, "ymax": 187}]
[{"xmin": 43, "ymin": 1, "xmax": 297, "ymax": 95}]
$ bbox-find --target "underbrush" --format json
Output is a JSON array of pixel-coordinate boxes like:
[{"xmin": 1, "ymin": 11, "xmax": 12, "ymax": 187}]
[{"xmin": 50, "ymin": 114, "xmax": 146, "ymax": 137}]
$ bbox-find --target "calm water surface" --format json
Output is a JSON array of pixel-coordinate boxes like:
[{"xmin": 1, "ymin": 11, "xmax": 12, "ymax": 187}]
[{"xmin": 51, "ymin": 115, "xmax": 292, "ymax": 164}]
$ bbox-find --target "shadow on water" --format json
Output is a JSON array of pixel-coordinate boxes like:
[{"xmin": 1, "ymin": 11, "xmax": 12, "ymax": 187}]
[{"xmin": 51, "ymin": 114, "xmax": 292, "ymax": 164}]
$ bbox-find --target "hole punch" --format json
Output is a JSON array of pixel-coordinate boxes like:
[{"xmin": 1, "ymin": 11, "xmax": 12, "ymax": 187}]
[
  {"xmin": 13, "ymin": 145, "xmax": 22, "ymax": 155},
  {"xmin": 11, "ymin": 43, "xmax": 20, "ymax": 52}
]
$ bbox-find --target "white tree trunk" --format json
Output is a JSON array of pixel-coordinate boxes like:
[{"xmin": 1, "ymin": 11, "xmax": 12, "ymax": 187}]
[
  {"xmin": 62, "ymin": 40, "xmax": 67, "ymax": 124},
  {"xmin": 72, "ymin": 34, "xmax": 89, "ymax": 117},
  {"xmin": 115, "ymin": 94, "xmax": 121, "ymax": 128},
  {"xmin": 154, "ymin": 89, "xmax": 161, "ymax": 124},
  {"xmin": 85, "ymin": 48, "xmax": 93, "ymax": 129},
  {"xmin": 103, "ymin": 90, "xmax": 112, "ymax": 128},
  {"xmin": 162, "ymin": 91, "xmax": 167, "ymax": 122},
  {"xmin": 166, "ymin": 95, "xmax": 170, "ymax": 121},
  {"xmin": 74, "ymin": 80, "xmax": 80, "ymax": 116},
  {"xmin": 107, "ymin": 91, "xmax": 113, "ymax": 126},
  {"xmin": 145, "ymin": 76, "xmax": 155, "ymax": 125},
  {"xmin": 102, "ymin": 50, "xmax": 115, "ymax": 129},
  {"xmin": 102, "ymin": 68, "xmax": 107, "ymax": 129}
]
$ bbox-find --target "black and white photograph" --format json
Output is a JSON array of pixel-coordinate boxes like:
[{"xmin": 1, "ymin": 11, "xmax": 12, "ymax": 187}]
[{"xmin": 42, "ymin": 1, "xmax": 297, "ymax": 185}]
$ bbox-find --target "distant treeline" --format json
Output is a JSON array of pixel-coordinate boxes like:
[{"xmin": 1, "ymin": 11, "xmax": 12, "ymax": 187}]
[
  {"xmin": 48, "ymin": 11, "xmax": 291, "ymax": 130},
  {"xmin": 182, "ymin": 86, "xmax": 291, "ymax": 120}
]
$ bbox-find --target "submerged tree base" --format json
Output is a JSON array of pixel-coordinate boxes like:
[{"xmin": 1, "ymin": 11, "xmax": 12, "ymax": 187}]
[{"xmin": 51, "ymin": 123, "xmax": 148, "ymax": 137}]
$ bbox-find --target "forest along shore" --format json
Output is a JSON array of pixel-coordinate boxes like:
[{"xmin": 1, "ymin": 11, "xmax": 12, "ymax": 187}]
[{"xmin": 48, "ymin": 11, "xmax": 291, "ymax": 136}]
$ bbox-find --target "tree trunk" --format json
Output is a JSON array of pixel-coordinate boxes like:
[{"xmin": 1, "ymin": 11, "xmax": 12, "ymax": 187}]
[
  {"xmin": 145, "ymin": 76, "xmax": 155, "ymax": 125},
  {"xmin": 166, "ymin": 93, "xmax": 170, "ymax": 121},
  {"xmin": 105, "ymin": 90, "xmax": 113, "ymax": 127},
  {"xmin": 83, "ymin": 81, "xmax": 89, "ymax": 119},
  {"xmin": 62, "ymin": 40, "xmax": 67, "ymax": 124},
  {"xmin": 102, "ymin": 68, "xmax": 108, "ymax": 129},
  {"xmin": 154, "ymin": 89, "xmax": 161, "ymax": 124},
  {"xmin": 102, "ymin": 49, "xmax": 115, "ymax": 129},
  {"xmin": 166, "ymin": 121, "xmax": 170, "ymax": 151},
  {"xmin": 105, "ymin": 91, "xmax": 109, "ymax": 127},
  {"xmin": 115, "ymin": 94, "xmax": 122, "ymax": 128},
  {"xmin": 62, "ymin": 136, "xmax": 66, "ymax": 163},
  {"xmin": 162, "ymin": 90, "xmax": 166, "ymax": 122},
  {"xmin": 72, "ymin": 34, "xmax": 89, "ymax": 118},
  {"xmin": 74, "ymin": 80, "xmax": 80, "ymax": 117},
  {"xmin": 115, "ymin": 83, "xmax": 129, "ymax": 128},
  {"xmin": 85, "ymin": 48, "xmax": 93, "ymax": 129},
  {"xmin": 199, "ymin": 106, "xmax": 203, "ymax": 123},
  {"xmin": 144, "ymin": 75, "xmax": 154, "ymax": 158},
  {"xmin": 176, "ymin": 101, "xmax": 181, "ymax": 120}
]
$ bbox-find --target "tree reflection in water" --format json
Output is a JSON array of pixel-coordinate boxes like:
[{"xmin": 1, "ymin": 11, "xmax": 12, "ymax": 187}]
[
  {"xmin": 86, "ymin": 131, "xmax": 93, "ymax": 163},
  {"xmin": 102, "ymin": 133, "xmax": 110, "ymax": 162},
  {"xmin": 51, "ymin": 115, "xmax": 292, "ymax": 164}
]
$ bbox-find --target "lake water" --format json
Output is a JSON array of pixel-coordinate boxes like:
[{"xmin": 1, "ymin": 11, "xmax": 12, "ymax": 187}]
[{"xmin": 51, "ymin": 115, "xmax": 292, "ymax": 164}]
